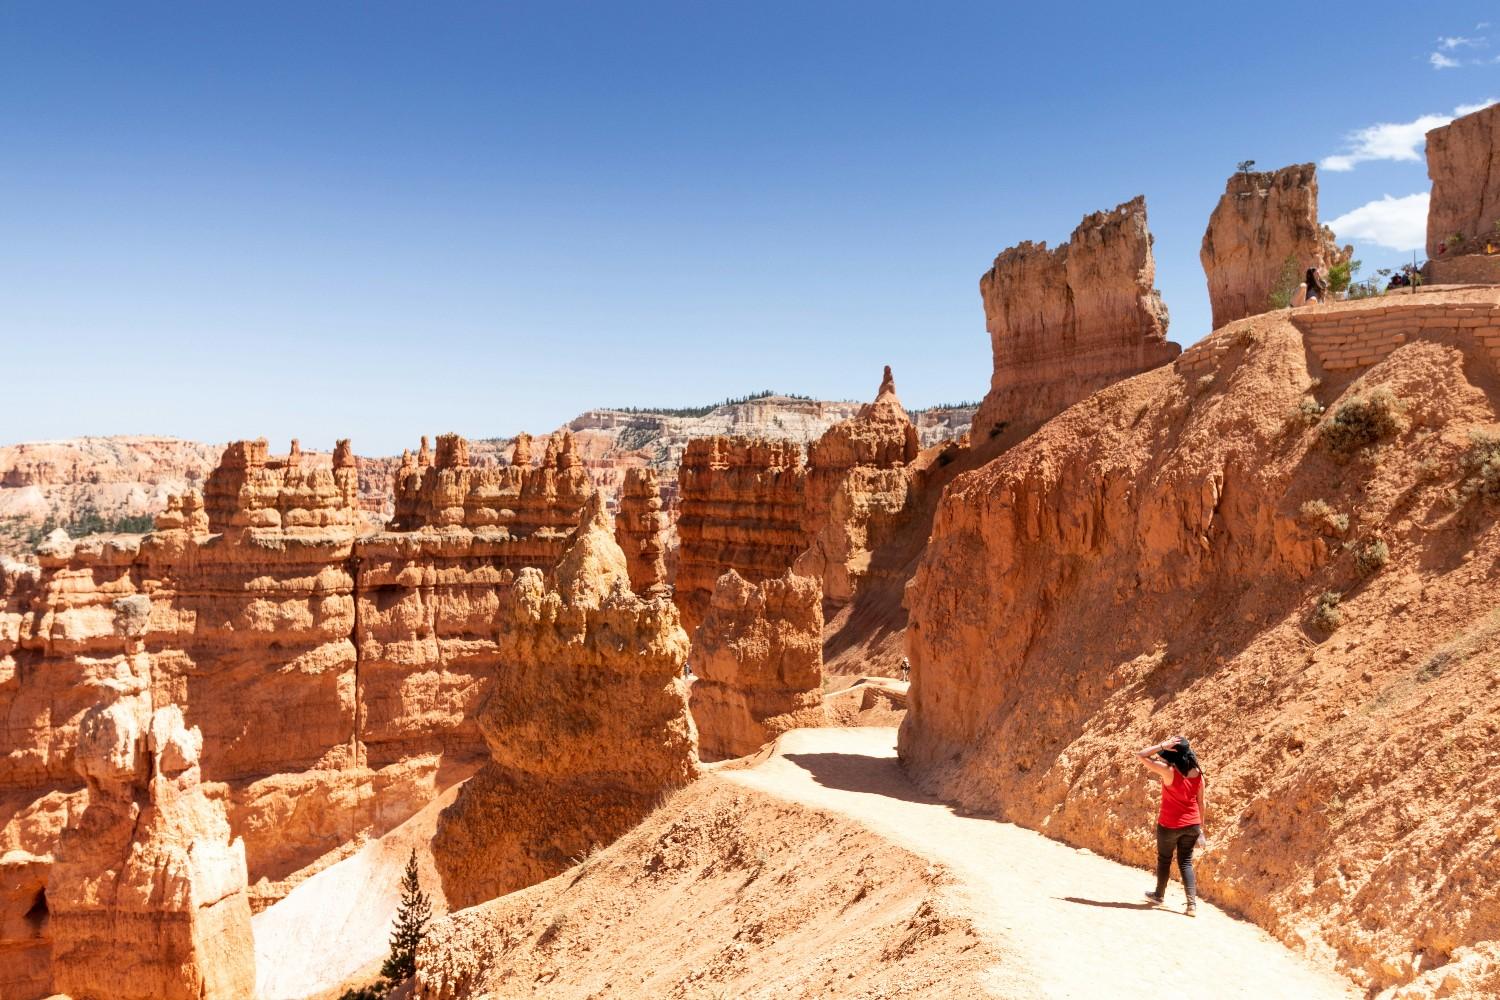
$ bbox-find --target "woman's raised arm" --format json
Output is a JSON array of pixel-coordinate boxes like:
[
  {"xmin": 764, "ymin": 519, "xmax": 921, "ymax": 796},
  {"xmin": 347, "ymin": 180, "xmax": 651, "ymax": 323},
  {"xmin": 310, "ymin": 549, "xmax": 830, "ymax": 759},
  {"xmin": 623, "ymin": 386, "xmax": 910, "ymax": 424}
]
[{"xmin": 1132, "ymin": 739, "xmax": 1174, "ymax": 781}]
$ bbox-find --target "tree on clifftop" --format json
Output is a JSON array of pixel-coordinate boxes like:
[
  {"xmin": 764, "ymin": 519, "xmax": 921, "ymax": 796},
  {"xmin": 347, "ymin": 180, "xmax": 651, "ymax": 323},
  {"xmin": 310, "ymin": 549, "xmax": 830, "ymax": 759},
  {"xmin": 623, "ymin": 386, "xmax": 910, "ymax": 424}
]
[{"xmin": 381, "ymin": 849, "xmax": 432, "ymax": 981}]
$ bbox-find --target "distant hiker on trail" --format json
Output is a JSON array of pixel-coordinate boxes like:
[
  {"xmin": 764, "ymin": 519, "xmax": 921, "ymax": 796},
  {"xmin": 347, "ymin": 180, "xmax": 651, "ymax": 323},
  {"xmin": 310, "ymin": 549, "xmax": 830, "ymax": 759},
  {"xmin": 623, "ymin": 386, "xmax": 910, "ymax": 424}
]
[{"xmin": 1133, "ymin": 735, "xmax": 1205, "ymax": 917}]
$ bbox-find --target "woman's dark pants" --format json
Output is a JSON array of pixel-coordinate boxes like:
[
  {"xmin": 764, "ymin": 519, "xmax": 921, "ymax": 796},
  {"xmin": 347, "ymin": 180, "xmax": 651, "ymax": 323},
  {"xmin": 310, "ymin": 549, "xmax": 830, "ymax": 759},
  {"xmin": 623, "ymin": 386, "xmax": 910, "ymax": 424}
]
[{"xmin": 1155, "ymin": 823, "xmax": 1200, "ymax": 900}]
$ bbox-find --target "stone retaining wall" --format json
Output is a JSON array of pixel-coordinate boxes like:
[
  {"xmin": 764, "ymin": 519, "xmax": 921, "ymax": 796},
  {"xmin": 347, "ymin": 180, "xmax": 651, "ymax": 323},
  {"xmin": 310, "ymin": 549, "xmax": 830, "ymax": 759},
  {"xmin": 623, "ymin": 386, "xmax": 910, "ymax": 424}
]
[{"xmin": 1294, "ymin": 300, "xmax": 1500, "ymax": 372}]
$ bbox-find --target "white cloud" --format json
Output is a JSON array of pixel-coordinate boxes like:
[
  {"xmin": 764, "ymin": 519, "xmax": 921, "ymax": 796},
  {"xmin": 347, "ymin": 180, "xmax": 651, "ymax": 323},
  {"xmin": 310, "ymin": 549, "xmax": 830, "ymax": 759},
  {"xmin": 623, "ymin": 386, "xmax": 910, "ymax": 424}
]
[
  {"xmin": 1321, "ymin": 98, "xmax": 1498, "ymax": 171},
  {"xmin": 1327, "ymin": 193, "xmax": 1429, "ymax": 252},
  {"xmin": 1432, "ymin": 51, "xmax": 1462, "ymax": 69},
  {"xmin": 1438, "ymin": 35, "xmax": 1485, "ymax": 49}
]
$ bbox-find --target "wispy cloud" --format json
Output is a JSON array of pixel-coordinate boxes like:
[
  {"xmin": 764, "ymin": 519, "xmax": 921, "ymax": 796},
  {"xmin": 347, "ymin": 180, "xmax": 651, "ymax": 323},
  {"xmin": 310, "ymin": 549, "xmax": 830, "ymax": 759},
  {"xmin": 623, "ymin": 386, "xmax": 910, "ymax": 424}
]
[
  {"xmin": 1321, "ymin": 99, "xmax": 1498, "ymax": 171},
  {"xmin": 1432, "ymin": 51, "xmax": 1462, "ymax": 69},
  {"xmin": 1438, "ymin": 35, "xmax": 1485, "ymax": 50},
  {"xmin": 1327, "ymin": 194, "xmax": 1429, "ymax": 252}
]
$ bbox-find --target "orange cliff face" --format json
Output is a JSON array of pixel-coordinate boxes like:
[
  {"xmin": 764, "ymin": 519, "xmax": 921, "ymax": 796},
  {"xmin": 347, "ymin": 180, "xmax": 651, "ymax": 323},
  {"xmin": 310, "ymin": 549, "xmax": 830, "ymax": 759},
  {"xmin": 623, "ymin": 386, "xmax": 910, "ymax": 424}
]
[
  {"xmin": 899, "ymin": 295, "xmax": 1500, "ymax": 995},
  {"xmin": 429, "ymin": 493, "xmax": 697, "ymax": 909},
  {"xmin": 971, "ymin": 195, "xmax": 1180, "ymax": 443},
  {"xmin": 0, "ymin": 431, "xmax": 601, "ymax": 999},
  {"xmin": 1200, "ymin": 163, "xmax": 1350, "ymax": 329}
]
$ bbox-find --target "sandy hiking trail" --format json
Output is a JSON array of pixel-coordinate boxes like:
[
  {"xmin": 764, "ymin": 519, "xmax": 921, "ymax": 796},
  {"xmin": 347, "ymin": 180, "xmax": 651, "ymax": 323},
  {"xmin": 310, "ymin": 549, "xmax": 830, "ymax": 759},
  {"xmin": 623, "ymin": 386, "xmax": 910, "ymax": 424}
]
[{"xmin": 720, "ymin": 727, "xmax": 1357, "ymax": 999}]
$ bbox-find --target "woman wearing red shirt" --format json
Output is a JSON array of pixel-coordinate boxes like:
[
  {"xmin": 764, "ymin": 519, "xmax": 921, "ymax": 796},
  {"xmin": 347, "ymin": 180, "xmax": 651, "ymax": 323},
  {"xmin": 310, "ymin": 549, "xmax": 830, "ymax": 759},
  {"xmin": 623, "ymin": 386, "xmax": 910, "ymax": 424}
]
[{"xmin": 1134, "ymin": 735, "xmax": 1205, "ymax": 917}]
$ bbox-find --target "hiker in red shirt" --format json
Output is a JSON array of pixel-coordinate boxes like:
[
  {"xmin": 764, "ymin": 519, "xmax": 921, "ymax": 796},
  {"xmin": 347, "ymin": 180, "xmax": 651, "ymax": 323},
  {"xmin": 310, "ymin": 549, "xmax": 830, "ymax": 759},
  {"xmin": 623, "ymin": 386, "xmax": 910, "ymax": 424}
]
[{"xmin": 1133, "ymin": 735, "xmax": 1206, "ymax": 917}]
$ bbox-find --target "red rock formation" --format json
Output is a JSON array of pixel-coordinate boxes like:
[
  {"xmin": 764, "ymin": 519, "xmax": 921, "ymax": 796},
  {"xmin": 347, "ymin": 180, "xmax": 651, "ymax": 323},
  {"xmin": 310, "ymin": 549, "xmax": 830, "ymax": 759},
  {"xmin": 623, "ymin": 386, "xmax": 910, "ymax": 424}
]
[
  {"xmin": 673, "ymin": 436, "xmax": 808, "ymax": 636},
  {"xmin": 1200, "ymin": 163, "xmax": 1350, "ymax": 328},
  {"xmin": 900, "ymin": 296, "xmax": 1500, "ymax": 994},
  {"xmin": 971, "ymin": 196, "xmax": 1180, "ymax": 440},
  {"xmin": 615, "ymin": 467, "xmax": 669, "ymax": 597},
  {"xmin": 690, "ymin": 569, "xmax": 824, "ymax": 760},
  {"xmin": 796, "ymin": 366, "xmax": 921, "ymax": 606},
  {"xmin": 430, "ymin": 494, "xmax": 696, "ymax": 908},
  {"xmin": 1426, "ymin": 101, "xmax": 1500, "ymax": 259},
  {"xmin": 0, "ymin": 433, "xmax": 602, "ymax": 996},
  {"xmin": 49, "ymin": 703, "xmax": 256, "ymax": 1000}
]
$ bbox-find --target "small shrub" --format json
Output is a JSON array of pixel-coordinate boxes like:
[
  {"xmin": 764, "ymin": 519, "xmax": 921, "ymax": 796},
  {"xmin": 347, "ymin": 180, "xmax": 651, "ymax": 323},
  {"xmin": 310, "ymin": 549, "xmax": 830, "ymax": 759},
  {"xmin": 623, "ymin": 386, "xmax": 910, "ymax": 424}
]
[
  {"xmin": 1298, "ymin": 499, "xmax": 1348, "ymax": 536},
  {"xmin": 1319, "ymin": 388, "xmax": 1406, "ymax": 458},
  {"xmin": 1355, "ymin": 537, "xmax": 1390, "ymax": 575},
  {"xmin": 1312, "ymin": 591, "xmax": 1344, "ymax": 632},
  {"xmin": 1460, "ymin": 428, "xmax": 1500, "ymax": 501},
  {"xmin": 1290, "ymin": 396, "xmax": 1325, "ymax": 428},
  {"xmin": 1327, "ymin": 258, "xmax": 1358, "ymax": 296},
  {"xmin": 1195, "ymin": 373, "xmax": 1216, "ymax": 393}
]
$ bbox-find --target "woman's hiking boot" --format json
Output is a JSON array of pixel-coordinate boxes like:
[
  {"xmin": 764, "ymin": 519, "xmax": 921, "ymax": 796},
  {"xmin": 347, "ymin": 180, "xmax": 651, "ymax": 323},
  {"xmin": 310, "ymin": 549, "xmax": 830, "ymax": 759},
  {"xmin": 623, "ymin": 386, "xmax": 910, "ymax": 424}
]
[
  {"xmin": 1185, "ymin": 899, "xmax": 1197, "ymax": 918},
  {"xmin": 1144, "ymin": 891, "xmax": 1164, "ymax": 907}
]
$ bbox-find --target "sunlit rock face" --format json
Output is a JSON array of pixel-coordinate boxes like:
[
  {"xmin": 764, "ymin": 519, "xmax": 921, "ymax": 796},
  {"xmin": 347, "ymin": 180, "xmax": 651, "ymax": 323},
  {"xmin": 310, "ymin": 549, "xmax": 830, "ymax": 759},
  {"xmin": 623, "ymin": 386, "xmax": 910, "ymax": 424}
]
[{"xmin": 972, "ymin": 196, "xmax": 1179, "ymax": 442}]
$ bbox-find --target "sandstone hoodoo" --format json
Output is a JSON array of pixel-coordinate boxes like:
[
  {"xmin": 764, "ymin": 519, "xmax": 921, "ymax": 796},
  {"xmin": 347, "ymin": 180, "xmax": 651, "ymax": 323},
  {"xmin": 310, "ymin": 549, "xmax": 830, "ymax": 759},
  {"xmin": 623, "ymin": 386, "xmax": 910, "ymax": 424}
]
[
  {"xmin": 614, "ymin": 466, "xmax": 670, "ymax": 597},
  {"xmin": 901, "ymin": 292, "xmax": 1500, "ymax": 995},
  {"xmin": 1426, "ymin": 100, "xmax": 1500, "ymax": 263},
  {"xmin": 1200, "ymin": 163, "xmax": 1351, "ymax": 328},
  {"xmin": 673, "ymin": 435, "xmax": 809, "ymax": 636},
  {"xmin": 971, "ymin": 196, "xmax": 1181, "ymax": 441},
  {"xmin": 690, "ymin": 568, "xmax": 825, "ymax": 760},
  {"xmin": 796, "ymin": 365, "xmax": 921, "ymax": 607},
  {"xmin": 49, "ymin": 703, "xmax": 256, "ymax": 1000},
  {"xmin": 430, "ymin": 493, "xmax": 698, "ymax": 908}
]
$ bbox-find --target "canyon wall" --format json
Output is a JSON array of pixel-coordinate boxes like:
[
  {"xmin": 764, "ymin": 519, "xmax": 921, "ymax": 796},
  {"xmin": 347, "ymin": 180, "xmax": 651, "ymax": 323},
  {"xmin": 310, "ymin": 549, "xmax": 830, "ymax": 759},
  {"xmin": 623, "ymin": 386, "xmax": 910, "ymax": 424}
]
[
  {"xmin": 690, "ymin": 569, "xmax": 824, "ymax": 760},
  {"xmin": 901, "ymin": 295, "xmax": 1500, "ymax": 995},
  {"xmin": 0, "ymin": 432, "xmax": 598, "ymax": 999},
  {"xmin": 673, "ymin": 437, "xmax": 809, "ymax": 636},
  {"xmin": 1201, "ymin": 163, "xmax": 1350, "ymax": 328},
  {"xmin": 1426, "ymin": 101, "xmax": 1500, "ymax": 259},
  {"xmin": 430, "ymin": 494, "xmax": 697, "ymax": 908},
  {"xmin": 971, "ymin": 196, "xmax": 1180, "ymax": 441}
]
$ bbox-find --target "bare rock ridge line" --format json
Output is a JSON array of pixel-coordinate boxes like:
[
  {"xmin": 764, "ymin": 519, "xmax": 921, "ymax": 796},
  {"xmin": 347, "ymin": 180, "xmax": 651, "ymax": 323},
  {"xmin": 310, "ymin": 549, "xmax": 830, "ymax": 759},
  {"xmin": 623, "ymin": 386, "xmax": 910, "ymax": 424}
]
[
  {"xmin": 1200, "ymin": 163, "xmax": 1351, "ymax": 329},
  {"xmin": 0, "ymin": 397, "xmax": 980, "ymax": 557},
  {"xmin": 971, "ymin": 195, "xmax": 1180, "ymax": 441}
]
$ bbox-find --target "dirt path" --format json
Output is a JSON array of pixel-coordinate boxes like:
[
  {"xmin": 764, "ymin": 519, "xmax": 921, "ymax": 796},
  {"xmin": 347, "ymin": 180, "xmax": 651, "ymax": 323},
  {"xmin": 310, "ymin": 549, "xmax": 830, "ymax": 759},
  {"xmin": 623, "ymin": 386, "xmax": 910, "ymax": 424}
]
[{"xmin": 719, "ymin": 727, "xmax": 1356, "ymax": 1000}]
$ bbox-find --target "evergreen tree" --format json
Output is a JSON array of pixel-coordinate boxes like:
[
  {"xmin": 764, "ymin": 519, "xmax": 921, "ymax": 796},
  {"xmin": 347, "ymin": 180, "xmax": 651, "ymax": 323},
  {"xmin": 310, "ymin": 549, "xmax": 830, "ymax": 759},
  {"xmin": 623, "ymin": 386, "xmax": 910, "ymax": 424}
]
[{"xmin": 379, "ymin": 849, "xmax": 432, "ymax": 981}]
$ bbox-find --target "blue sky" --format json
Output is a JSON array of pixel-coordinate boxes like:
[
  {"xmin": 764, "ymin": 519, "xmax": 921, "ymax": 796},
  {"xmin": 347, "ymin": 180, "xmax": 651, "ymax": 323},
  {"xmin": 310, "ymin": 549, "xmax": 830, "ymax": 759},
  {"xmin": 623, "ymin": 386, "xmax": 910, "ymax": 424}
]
[{"xmin": 3, "ymin": 2, "xmax": 1498, "ymax": 454}]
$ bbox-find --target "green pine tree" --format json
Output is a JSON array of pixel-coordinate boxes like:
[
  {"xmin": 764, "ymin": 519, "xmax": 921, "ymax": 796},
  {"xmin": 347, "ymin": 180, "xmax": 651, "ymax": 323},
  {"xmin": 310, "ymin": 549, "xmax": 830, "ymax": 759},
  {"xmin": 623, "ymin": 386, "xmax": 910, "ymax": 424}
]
[{"xmin": 379, "ymin": 849, "xmax": 432, "ymax": 982}]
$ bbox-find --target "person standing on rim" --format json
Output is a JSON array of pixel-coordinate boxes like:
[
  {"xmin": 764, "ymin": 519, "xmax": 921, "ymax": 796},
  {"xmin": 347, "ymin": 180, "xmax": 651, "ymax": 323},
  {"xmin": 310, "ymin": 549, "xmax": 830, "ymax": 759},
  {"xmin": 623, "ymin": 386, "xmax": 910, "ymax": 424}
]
[{"xmin": 1133, "ymin": 735, "xmax": 1206, "ymax": 917}]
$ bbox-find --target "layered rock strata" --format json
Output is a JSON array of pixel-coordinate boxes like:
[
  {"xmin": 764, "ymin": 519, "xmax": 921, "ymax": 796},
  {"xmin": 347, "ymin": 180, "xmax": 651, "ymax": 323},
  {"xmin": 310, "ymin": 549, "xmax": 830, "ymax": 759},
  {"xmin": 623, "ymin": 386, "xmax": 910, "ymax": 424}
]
[
  {"xmin": 796, "ymin": 366, "xmax": 922, "ymax": 606},
  {"xmin": 0, "ymin": 433, "xmax": 599, "ymax": 998},
  {"xmin": 1200, "ymin": 163, "xmax": 1350, "ymax": 328},
  {"xmin": 430, "ymin": 494, "xmax": 697, "ymax": 908},
  {"xmin": 972, "ymin": 196, "xmax": 1180, "ymax": 440},
  {"xmin": 614, "ymin": 466, "xmax": 669, "ymax": 597},
  {"xmin": 49, "ymin": 703, "xmax": 256, "ymax": 1000},
  {"xmin": 690, "ymin": 569, "xmax": 825, "ymax": 760},
  {"xmin": 1426, "ymin": 100, "xmax": 1500, "ymax": 260},
  {"xmin": 673, "ymin": 437, "xmax": 808, "ymax": 636}
]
